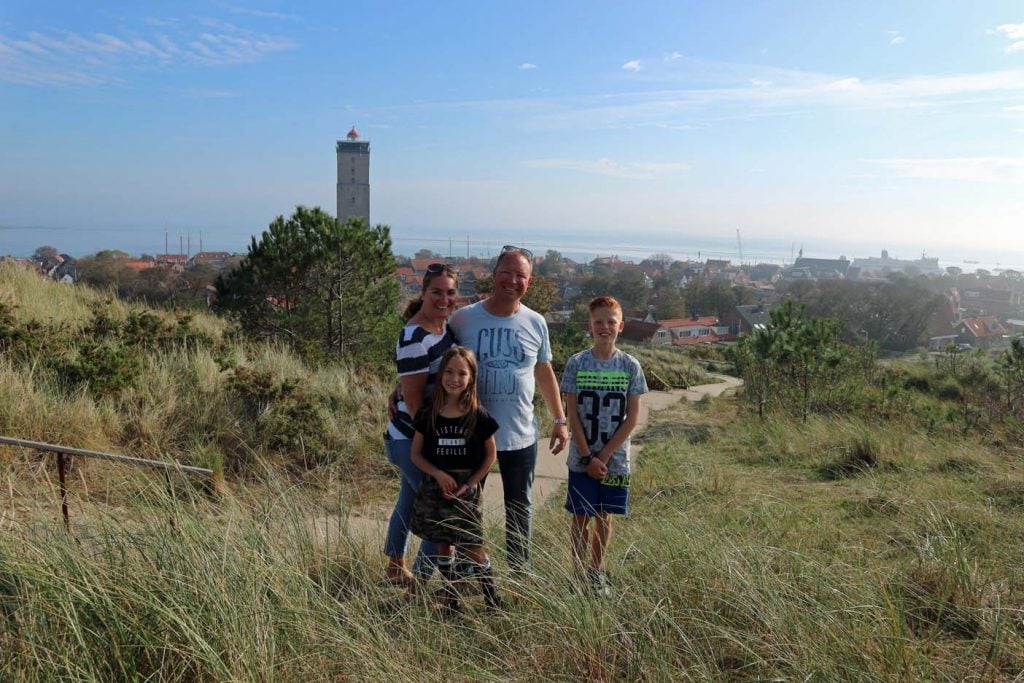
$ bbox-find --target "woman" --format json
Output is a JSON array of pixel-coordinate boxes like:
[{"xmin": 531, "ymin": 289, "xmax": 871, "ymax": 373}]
[{"xmin": 384, "ymin": 263, "xmax": 459, "ymax": 584}]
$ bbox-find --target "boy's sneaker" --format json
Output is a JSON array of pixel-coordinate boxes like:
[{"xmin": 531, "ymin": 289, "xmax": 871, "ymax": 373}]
[{"xmin": 587, "ymin": 569, "xmax": 611, "ymax": 597}]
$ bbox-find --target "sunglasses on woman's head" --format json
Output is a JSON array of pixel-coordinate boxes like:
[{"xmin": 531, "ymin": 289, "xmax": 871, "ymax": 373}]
[{"xmin": 426, "ymin": 263, "xmax": 458, "ymax": 275}]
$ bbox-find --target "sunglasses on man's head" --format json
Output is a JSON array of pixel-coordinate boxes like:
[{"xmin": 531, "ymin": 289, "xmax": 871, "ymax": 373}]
[
  {"xmin": 426, "ymin": 263, "xmax": 458, "ymax": 275},
  {"xmin": 500, "ymin": 245, "xmax": 534, "ymax": 261}
]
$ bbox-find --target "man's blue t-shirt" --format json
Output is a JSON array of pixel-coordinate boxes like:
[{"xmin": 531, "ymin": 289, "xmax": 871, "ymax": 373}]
[{"xmin": 449, "ymin": 300, "xmax": 552, "ymax": 451}]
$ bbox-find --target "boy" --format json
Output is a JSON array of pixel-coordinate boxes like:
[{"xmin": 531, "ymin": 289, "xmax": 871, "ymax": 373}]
[{"xmin": 560, "ymin": 296, "xmax": 648, "ymax": 596}]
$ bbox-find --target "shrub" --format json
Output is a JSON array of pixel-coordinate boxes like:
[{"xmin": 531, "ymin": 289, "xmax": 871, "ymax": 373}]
[
  {"xmin": 820, "ymin": 433, "xmax": 880, "ymax": 480},
  {"xmin": 934, "ymin": 378, "xmax": 963, "ymax": 401}
]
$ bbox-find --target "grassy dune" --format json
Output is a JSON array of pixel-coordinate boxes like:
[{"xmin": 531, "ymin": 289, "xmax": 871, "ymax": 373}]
[
  {"xmin": 0, "ymin": 262, "xmax": 392, "ymax": 504},
  {"xmin": 6, "ymin": 262, "xmax": 1023, "ymax": 679},
  {"xmin": 620, "ymin": 343, "xmax": 715, "ymax": 389},
  {"xmin": 4, "ymin": 392, "xmax": 1024, "ymax": 679}
]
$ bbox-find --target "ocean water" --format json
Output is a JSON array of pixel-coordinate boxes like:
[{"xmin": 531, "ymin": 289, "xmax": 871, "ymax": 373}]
[
  {"xmin": 4, "ymin": 223, "xmax": 1022, "ymax": 274},
  {"xmin": 389, "ymin": 230, "xmax": 1024, "ymax": 274}
]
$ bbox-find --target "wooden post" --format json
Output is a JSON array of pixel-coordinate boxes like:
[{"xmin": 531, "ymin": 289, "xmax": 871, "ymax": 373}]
[{"xmin": 57, "ymin": 452, "xmax": 69, "ymax": 531}]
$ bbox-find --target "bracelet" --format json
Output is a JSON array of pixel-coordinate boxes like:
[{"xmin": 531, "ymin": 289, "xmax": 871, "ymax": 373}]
[{"xmin": 552, "ymin": 417, "xmax": 567, "ymax": 425}]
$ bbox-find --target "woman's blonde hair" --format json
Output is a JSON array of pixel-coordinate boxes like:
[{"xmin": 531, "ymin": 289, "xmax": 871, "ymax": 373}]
[{"xmin": 428, "ymin": 346, "xmax": 479, "ymax": 436}]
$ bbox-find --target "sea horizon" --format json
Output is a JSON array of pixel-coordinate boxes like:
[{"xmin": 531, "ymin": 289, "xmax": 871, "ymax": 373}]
[{"xmin": 4, "ymin": 223, "xmax": 1024, "ymax": 275}]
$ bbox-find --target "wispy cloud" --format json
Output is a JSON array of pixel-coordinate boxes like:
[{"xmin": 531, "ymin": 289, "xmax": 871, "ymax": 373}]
[
  {"xmin": 621, "ymin": 59, "xmax": 642, "ymax": 72},
  {"xmin": 888, "ymin": 30, "xmax": 905, "ymax": 45},
  {"xmin": 519, "ymin": 62, "xmax": 537, "ymax": 70},
  {"xmin": 0, "ymin": 19, "xmax": 297, "ymax": 87},
  {"xmin": 363, "ymin": 53, "xmax": 1024, "ymax": 135},
  {"xmin": 997, "ymin": 23, "xmax": 1024, "ymax": 53},
  {"xmin": 871, "ymin": 157, "xmax": 1024, "ymax": 184},
  {"xmin": 523, "ymin": 157, "xmax": 689, "ymax": 179},
  {"xmin": 214, "ymin": 2, "xmax": 302, "ymax": 21}
]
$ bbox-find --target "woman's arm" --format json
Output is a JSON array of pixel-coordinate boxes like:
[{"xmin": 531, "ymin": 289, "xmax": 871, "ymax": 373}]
[{"xmin": 399, "ymin": 373, "xmax": 429, "ymax": 417}]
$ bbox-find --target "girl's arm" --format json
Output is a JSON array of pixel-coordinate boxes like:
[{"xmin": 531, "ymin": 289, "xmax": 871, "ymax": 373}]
[
  {"xmin": 410, "ymin": 431, "xmax": 457, "ymax": 495},
  {"xmin": 456, "ymin": 435, "xmax": 497, "ymax": 498}
]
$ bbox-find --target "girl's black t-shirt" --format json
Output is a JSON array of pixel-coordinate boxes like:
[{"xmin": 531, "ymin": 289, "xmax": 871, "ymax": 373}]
[{"xmin": 413, "ymin": 408, "xmax": 499, "ymax": 471}]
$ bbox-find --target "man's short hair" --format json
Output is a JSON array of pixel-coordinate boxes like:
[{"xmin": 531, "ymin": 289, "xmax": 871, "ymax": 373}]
[{"xmin": 588, "ymin": 296, "xmax": 622, "ymax": 316}]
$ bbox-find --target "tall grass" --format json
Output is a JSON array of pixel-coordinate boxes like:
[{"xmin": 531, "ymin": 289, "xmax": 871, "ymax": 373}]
[
  {"xmin": 0, "ymin": 263, "xmax": 392, "ymax": 487},
  {"xmin": 7, "ymin": 263, "xmax": 1024, "ymax": 679},
  {"xmin": 5, "ymin": 394, "xmax": 1024, "ymax": 679},
  {"xmin": 619, "ymin": 343, "xmax": 714, "ymax": 389}
]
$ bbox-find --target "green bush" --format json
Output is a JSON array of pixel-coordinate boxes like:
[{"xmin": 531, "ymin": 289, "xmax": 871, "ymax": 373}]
[
  {"xmin": 227, "ymin": 365, "xmax": 332, "ymax": 469},
  {"xmin": 934, "ymin": 378, "xmax": 963, "ymax": 401}
]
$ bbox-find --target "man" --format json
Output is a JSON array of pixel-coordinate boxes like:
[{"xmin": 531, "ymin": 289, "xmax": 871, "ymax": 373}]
[{"xmin": 448, "ymin": 246, "xmax": 568, "ymax": 570}]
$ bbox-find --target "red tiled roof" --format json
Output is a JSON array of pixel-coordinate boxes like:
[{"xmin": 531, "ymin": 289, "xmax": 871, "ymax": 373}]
[
  {"xmin": 124, "ymin": 260, "xmax": 154, "ymax": 272},
  {"xmin": 410, "ymin": 259, "xmax": 438, "ymax": 273},
  {"xmin": 620, "ymin": 320, "xmax": 661, "ymax": 342},
  {"xmin": 659, "ymin": 316, "xmax": 719, "ymax": 329},
  {"xmin": 960, "ymin": 316, "xmax": 1007, "ymax": 338}
]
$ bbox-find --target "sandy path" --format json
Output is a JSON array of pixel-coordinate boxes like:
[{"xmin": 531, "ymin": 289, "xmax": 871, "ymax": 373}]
[{"xmin": 332, "ymin": 374, "xmax": 743, "ymax": 550}]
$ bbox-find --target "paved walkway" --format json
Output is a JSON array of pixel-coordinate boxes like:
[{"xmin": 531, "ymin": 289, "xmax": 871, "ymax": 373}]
[{"xmin": 332, "ymin": 374, "xmax": 742, "ymax": 549}]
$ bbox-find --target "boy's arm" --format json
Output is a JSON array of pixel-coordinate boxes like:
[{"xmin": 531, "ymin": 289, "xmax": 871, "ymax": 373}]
[
  {"xmin": 594, "ymin": 394, "xmax": 642, "ymax": 466},
  {"xmin": 564, "ymin": 392, "xmax": 590, "ymax": 455},
  {"xmin": 535, "ymin": 361, "xmax": 568, "ymax": 454}
]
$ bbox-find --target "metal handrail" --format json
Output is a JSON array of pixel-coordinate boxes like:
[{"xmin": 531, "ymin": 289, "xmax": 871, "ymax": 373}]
[{"xmin": 0, "ymin": 435, "xmax": 214, "ymax": 530}]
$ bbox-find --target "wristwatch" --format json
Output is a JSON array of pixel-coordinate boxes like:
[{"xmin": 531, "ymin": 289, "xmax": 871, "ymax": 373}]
[{"xmin": 552, "ymin": 417, "xmax": 567, "ymax": 425}]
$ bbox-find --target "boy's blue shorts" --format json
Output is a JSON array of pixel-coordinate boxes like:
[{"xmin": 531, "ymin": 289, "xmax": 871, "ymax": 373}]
[{"xmin": 565, "ymin": 470, "xmax": 630, "ymax": 516}]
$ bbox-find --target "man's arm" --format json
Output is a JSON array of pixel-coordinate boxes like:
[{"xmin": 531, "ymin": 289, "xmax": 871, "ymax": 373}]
[{"xmin": 535, "ymin": 361, "xmax": 568, "ymax": 454}]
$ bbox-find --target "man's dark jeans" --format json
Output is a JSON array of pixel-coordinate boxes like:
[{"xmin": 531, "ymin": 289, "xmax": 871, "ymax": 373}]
[{"xmin": 490, "ymin": 443, "xmax": 538, "ymax": 569}]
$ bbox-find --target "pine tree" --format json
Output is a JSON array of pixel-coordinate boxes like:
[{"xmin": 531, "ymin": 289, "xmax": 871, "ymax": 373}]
[{"xmin": 214, "ymin": 207, "xmax": 399, "ymax": 362}]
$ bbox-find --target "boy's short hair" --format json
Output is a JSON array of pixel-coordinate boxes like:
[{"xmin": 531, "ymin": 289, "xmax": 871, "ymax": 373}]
[{"xmin": 588, "ymin": 296, "xmax": 622, "ymax": 317}]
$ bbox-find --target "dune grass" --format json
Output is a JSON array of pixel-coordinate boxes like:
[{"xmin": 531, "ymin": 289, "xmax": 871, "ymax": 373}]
[
  {"xmin": 619, "ymin": 343, "xmax": 715, "ymax": 389},
  {"xmin": 5, "ymin": 392, "xmax": 1024, "ymax": 680},
  {"xmin": 0, "ymin": 263, "xmax": 393, "ymax": 497},
  {"xmin": 6, "ymin": 262, "xmax": 1024, "ymax": 679}
]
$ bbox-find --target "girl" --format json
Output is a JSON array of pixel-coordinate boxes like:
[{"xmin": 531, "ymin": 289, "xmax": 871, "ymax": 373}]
[
  {"xmin": 383, "ymin": 263, "xmax": 459, "ymax": 585},
  {"xmin": 409, "ymin": 346, "xmax": 502, "ymax": 611}
]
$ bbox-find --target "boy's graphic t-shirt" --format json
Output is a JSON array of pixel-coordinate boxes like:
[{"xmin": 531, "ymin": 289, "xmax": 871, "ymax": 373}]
[
  {"xmin": 560, "ymin": 349, "xmax": 648, "ymax": 476},
  {"xmin": 413, "ymin": 408, "xmax": 499, "ymax": 471}
]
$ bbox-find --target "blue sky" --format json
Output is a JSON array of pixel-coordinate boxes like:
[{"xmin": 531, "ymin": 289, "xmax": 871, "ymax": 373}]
[{"xmin": 2, "ymin": 1, "xmax": 1024, "ymax": 263}]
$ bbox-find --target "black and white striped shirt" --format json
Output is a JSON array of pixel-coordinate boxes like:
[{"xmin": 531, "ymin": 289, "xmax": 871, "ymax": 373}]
[{"xmin": 387, "ymin": 323, "xmax": 458, "ymax": 440}]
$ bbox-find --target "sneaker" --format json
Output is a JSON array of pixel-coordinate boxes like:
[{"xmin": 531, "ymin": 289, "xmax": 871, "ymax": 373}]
[{"xmin": 587, "ymin": 569, "xmax": 611, "ymax": 597}]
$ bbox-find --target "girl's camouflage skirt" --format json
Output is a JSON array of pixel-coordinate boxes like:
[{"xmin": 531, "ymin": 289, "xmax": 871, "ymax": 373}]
[{"xmin": 411, "ymin": 470, "xmax": 484, "ymax": 546}]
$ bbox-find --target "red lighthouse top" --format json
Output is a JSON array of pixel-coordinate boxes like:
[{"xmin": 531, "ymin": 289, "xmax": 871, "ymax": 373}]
[{"xmin": 346, "ymin": 126, "xmax": 360, "ymax": 140}]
